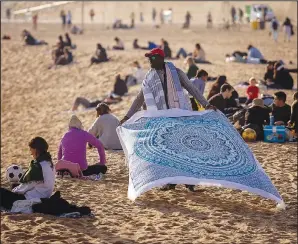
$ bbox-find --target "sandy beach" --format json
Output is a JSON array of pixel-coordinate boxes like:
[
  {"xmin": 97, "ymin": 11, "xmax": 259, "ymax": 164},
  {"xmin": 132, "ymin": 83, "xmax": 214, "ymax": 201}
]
[{"xmin": 1, "ymin": 1, "xmax": 298, "ymax": 243}]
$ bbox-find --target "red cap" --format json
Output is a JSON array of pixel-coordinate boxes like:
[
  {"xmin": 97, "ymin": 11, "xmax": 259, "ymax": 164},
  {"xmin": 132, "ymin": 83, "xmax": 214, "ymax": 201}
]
[{"xmin": 145, "ymin": 48, "xmax": 165, "ymax": 58}]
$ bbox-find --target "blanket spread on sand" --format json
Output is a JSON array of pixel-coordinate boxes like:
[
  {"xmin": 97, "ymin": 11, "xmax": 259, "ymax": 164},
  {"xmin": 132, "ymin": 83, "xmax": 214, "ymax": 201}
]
[{"xmin": 117, "ymin": 109, "xmax": 284, "ymax": 205}]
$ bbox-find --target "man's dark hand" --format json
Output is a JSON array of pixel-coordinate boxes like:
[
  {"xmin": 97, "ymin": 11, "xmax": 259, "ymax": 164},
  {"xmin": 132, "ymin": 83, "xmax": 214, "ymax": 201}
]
[{"xmin": 205, "ymin": 104, "xmax": 217, "ymax": 111}]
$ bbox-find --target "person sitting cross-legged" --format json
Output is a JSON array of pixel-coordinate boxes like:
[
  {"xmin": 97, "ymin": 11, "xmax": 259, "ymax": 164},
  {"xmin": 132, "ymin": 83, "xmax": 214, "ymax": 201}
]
[
  {"xmin": 88, "ymin": 103, "xmax": 122, "ymax": 150},
  {"xmin": 57, "ymin": 115, "xmax": 107, "ymax": 176},
  {"xmin": 0, "ymin": 137, "xmax": 55, "ymax": 210}
]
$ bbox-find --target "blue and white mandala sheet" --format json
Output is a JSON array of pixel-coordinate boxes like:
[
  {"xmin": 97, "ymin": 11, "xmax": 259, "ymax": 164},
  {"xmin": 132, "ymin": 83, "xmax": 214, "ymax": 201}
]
[{"xmin": 117, "ymin": 109, "xmax": 284, "ymax": 207}]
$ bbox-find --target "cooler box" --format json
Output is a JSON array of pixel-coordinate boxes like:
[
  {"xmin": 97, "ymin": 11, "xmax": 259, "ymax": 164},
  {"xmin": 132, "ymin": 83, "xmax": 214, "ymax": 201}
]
[{"xmin": 264, "ymin": 125, "xmax": 286, "ymax": 143}]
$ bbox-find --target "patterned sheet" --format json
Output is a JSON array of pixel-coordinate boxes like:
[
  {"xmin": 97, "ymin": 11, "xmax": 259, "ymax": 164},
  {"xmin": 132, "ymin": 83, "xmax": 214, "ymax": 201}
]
[{"xmin": 117, "ymin": 109, "xmax": 284, "ymax": 206}]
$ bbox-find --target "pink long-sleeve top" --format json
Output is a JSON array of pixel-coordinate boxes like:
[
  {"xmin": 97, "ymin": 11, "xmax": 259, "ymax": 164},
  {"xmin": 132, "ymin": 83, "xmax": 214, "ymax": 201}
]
[{"xmin": 58, "ymin": 127, "xmax": 106, "ymax": 170}]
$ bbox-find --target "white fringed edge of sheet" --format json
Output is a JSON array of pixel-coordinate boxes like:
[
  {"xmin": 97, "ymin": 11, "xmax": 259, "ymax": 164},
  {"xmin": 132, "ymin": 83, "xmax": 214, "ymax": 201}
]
[
  {"xmin": 117, "ymin": 109, "xmax": 286, "ymax": 210},
  {"xmin": 128, "ymin": 176, "xmax": 286, "ymax": 210}
]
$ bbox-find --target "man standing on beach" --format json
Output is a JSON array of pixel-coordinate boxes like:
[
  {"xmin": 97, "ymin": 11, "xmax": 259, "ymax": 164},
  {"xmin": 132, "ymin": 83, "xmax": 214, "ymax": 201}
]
[
  {"xmin": 60, "ymin": 10, "xmax": 66, "ymax": 29},
  {"xmin": 120, "ymin": 48, "xmax": 215, "ymax": 125},
  {"xmin": 152, "ymin": 8, "xmax": 157, "ymax": 23},
  {"xmin": 32, "ymin": 13, "xmax": 38, "ymax": 30},
  {"xmin": 120, "ymin": 48, "xmax": 216, "ymax": 191}
]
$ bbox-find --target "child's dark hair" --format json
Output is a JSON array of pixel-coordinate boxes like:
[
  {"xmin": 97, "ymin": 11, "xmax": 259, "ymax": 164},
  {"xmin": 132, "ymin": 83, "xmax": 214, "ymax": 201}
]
[{"xmin": 29, "ymin": 137, "xmax": 48, "ymax": 153}]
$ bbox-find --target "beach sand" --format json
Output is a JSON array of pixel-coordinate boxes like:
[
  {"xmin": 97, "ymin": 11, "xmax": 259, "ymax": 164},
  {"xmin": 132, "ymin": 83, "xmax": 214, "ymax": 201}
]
[{"xmin": 1, "ymin": 4, "xmax": 297, "ymax": 243}]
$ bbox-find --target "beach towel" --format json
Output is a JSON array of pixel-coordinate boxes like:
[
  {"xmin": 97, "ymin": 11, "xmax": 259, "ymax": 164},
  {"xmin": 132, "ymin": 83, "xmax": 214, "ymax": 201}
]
[
  {"xmin": 142, "ymin": 62, "xmax": 191, "ymax": 111},
  {"xmin": 117, "ymin": 109, "xmax": 285, "ymax": 208}
]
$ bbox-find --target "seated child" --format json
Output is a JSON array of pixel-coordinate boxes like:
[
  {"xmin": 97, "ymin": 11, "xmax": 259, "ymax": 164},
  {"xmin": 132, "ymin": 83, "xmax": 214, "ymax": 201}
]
[
  {"xmin": 0, "ymin": 137, "xmax": 55, "ymax": 210},
  {"xmin": 246, "ymin": 77, "xmax": 259, "ymax": 105}
]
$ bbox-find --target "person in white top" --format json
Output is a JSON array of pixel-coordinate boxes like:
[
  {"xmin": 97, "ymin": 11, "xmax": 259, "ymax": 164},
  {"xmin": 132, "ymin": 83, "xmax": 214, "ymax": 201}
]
[
  {"xmin": 112, "ymin": 37, "xmax": 124, "ymax": 50},
  {"xmin": 126, "ymin": 61, "xmax": 147, "ymax": 86},
  {"xmin": 0, "ymin": 137, "xmax": 55, "ymax": 210},
  {"xmin": 88, "ymin": 103, "xmax": 122, "ymax": 150}
]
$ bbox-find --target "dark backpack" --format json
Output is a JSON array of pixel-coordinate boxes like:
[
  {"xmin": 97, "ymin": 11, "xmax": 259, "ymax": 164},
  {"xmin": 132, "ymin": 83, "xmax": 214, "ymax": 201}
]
[{"xmin": 272, "ymin": 21, "xmax": 278, "ymax": 30}]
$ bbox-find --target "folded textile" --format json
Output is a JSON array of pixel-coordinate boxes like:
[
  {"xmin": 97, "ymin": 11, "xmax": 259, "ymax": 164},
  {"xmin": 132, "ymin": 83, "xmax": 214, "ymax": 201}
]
[
  {"xmin": 11, "ymin": 198, "xmax": 41, "ymax": 214},
  {"xmin": 117, "ymin": 109, "xmax": 284, "ymax": 207}
]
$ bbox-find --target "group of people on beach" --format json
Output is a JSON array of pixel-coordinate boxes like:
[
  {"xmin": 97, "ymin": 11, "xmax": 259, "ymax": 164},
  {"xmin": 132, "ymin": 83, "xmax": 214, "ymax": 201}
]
[{"xmin": 1, "ymin": 11, "xmax": 298, "ymax": 213}]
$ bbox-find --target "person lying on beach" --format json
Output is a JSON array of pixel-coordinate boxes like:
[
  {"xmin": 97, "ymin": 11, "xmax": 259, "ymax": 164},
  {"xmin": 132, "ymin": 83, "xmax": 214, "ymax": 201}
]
[
  {"xmin": 0, "ymin": 137, "xmax": 55, "ymax": 210},
  {"xmin": 208, "ymin": 84, "xmax": 241, "ymax": 116},
  {"xmin": 176, "ymin": 43, "xmax": 211, "ymax": 64},
  {"xmin": 70, "ymin": 25, "xmax": 83, "ymax": 35},
  {"xmin": 71, "ymin": 96, "xmax": 122, "ymax": 111},
  {"xmin": 226, "ymin": 45, "xmax": 267, "ymax": 64},
  {"xmin": 71, "ymin": 75, "xmax": 127, "ymax": 111},
  {"xmin": 22, "ymin": 29, "xmax": 47, "ymax": 46},
  {"xmin": 133, "ymin": 39, "xmax": 157, "ymax": 50},
  {"xmin": 125, "ymin": 61, "xmax": 147, "ymax": 86},
  {"xmin": 58, "ymin": 115, "xmax": 107, "ymax": 176},
  {"xmin": 88, "ymin": 103, "xmax": 122, "ymax": 150},
  {"xmin": 90, "ymin": 43, "xmax": 108, "ymax": 66},
  {"xmin": 113, "ymin": 37, "xmax": 125, "ymax": 50}
]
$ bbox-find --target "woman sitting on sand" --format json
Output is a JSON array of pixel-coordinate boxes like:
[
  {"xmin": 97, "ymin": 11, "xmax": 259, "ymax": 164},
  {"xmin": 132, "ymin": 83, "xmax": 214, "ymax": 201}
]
[
  {"xmin": 113, "ymin": 37, "xmax": 125, "ymax": 50},
  {"xmin": 0, "ymin": 137, "xmax": 55, "ymax": 210},
  {"xmin": 22, "ymin": 29, "xmax": 47, "ymax": 46},
  {"xmin": 266, "ymin": 61, "xmax": 296, "ymax": 90},
  {"xmin": 176, "ymin": 43, "xmax": 211, "ymax": 64},
  {"xmin": 160, "ymin": 39, "xmax": 172, "ymax": 59},
  {"xmin": 125, "ymin": 61, "xmax": 147, "ymax": 86},
  {"xmin": 90, "ymin": 43, "xmax": 108, "ymax": 66},
  {"xmin": 111, "ymin": 74, "xmax": 128, "ymax": 97},
  {"xmin": 88, "ymin": 103, "xmax": 122, "ymax": 150},
  {"xmin": 55, "ymin": 48, "xmax": 73, "ymax": 66},
  {"xmin": 58, "ymin": 115, "xmax": 107, "ymax": 176},
  {"xmin": 64, "ymin": 33, "xmax": 76, "ymax": 49}
]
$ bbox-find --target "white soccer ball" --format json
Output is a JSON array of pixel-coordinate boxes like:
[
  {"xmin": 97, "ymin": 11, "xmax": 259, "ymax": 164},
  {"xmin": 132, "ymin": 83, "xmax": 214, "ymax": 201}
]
[{"xmin": 6, "ymin": 165, "xmax": 24, "ymax": 183}]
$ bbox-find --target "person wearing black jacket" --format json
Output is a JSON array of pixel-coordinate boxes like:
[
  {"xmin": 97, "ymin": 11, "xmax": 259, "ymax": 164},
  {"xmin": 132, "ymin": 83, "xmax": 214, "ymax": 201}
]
[
  {"xmin": 90, "ymin": 43, "xmax": 108, "ymax": 66},
  {"xmin": 207, "ymin": 75, "xmax": 239, "ymax": 108},
  {"xmin": 267, "ymin": 62, "xmax": 297, "ymax": 89},
  {"xmin": 270, "ymin": 91, "xmax": 291, "ymax": 125},
  {"xmin": 64, "ymin": 33, "xmax": 72, "ymax": 47},
  {"xmin": 264, "ymin": 61, "xmax": 275, "ymax": 82},
  {"xmin": 112, "ymin": 74, "xmax": 128, "ymax": 97},
  {"xmin": 245, "ymin": 98, "xmax": 270, "ymax": 140},
  {"xmin": 208, "ymin": 84, "xmax": 240, "ymax": 116}
]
